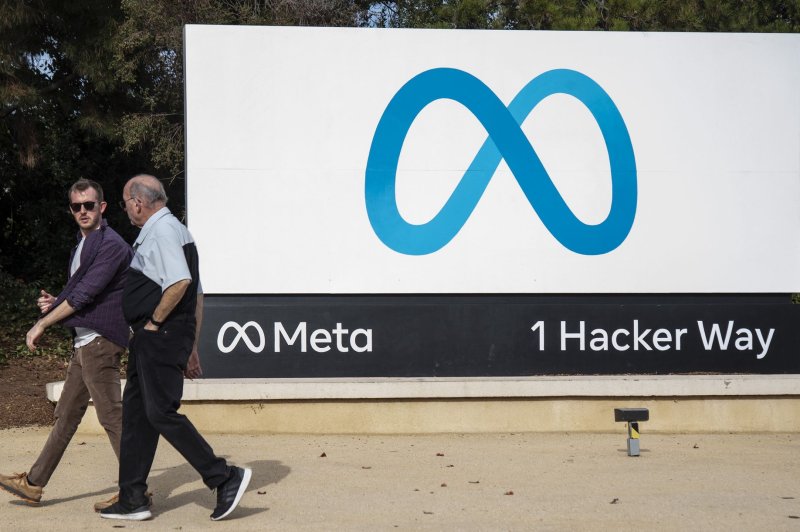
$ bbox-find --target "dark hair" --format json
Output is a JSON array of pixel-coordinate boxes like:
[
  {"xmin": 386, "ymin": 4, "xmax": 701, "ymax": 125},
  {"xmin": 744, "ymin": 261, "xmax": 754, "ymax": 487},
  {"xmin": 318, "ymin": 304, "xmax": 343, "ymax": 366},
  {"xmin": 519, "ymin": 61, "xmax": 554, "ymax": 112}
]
[{"xmin": 68, "ymin": 179, "xmax": 104, "ymax": 203}]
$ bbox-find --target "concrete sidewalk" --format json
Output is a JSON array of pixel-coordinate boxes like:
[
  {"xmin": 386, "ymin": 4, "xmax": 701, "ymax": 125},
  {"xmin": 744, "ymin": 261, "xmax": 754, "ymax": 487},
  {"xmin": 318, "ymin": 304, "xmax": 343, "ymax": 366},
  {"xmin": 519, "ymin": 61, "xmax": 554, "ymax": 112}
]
[{"xmin": 1, "ymin": 427, "xmax": 798, "ymax": 531}]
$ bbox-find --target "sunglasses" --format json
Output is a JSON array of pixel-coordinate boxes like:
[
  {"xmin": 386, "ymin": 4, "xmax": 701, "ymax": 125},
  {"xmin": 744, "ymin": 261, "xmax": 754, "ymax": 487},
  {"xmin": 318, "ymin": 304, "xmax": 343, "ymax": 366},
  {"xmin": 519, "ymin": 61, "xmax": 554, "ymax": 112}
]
[{"xmin": 69, "ymin": 201, "xmax": 98, "ymax": 213}]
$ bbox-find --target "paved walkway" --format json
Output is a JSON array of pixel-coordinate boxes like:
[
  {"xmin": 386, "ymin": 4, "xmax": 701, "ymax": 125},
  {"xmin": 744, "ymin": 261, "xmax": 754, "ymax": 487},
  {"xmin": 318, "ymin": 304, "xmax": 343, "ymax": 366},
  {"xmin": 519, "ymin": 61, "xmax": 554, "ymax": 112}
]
[{"xmin": 1, "ymin": 428, "xmax": 799, "ymax": 530}]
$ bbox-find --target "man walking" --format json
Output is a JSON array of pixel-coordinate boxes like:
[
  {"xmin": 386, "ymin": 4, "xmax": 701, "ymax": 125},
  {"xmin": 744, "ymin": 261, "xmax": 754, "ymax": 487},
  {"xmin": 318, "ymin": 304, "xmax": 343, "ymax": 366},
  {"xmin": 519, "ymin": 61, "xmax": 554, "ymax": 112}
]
[
  {"xmin": 100, "ymin": 174, "xmax": 250, "ymax": 522},
  {"xmin": 0, "ymin": 179, "xmax": 133, "ymax": 508}
]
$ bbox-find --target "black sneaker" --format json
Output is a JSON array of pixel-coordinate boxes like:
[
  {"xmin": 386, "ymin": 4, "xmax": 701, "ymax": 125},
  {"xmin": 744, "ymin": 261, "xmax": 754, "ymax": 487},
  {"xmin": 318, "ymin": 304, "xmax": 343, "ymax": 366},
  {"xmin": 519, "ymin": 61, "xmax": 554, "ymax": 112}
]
[
  {"xmin": 99, "ymin": 500, "xmax": 152, "ymax": 521},
  {"xmin": 210, "ymin": 466, "xmax": 252, "ymax": 521}
]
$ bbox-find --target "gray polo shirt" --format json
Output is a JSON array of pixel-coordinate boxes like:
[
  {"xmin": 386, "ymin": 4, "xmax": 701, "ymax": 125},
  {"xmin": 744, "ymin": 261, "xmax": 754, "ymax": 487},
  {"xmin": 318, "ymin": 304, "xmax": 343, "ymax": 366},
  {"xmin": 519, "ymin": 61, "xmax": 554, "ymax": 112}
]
[{"xmin": 122, "ymin": 207, "xmax": 202, "ymax": 325}]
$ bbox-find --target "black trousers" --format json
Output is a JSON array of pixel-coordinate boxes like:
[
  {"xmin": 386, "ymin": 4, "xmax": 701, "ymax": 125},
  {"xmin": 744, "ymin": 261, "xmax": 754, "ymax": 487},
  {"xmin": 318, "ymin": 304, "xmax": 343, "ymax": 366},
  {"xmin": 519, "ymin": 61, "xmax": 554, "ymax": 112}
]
[{"xmin": 119, "ymin": 321, "xmax": 230, "ymax": 505}]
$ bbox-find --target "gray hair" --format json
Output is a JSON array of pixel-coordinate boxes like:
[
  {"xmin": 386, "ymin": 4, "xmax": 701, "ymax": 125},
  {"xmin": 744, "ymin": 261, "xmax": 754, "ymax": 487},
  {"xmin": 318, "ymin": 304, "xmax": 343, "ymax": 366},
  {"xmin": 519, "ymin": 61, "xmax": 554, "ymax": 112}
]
[{"xmin": 130, "ymin": 175, "xmax": 168, "ymax": 206}]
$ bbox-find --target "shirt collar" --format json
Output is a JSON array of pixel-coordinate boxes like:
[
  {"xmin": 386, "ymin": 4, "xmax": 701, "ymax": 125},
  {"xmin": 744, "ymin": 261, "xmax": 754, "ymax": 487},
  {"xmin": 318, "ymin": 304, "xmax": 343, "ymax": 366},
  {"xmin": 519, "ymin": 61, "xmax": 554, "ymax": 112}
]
[{"xmin": 134, "ymin": 207, "xmax": 171, "ymax": 249}]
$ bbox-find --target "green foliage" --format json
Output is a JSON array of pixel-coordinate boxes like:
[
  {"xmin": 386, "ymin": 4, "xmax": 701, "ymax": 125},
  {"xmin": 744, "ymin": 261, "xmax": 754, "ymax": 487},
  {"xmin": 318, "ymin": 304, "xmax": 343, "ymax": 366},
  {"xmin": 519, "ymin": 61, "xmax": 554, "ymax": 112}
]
[
  {"xmin": 0, "ymin": 267, "xmax": 38, "ymax": 330},
  {"xmin": 0, "ymin": 0, "xmax": 137, "ymax": 284},
  {"xmin": 383, "ymin": 0, "xmax": 800, "ymax": 30},
  {"xmin": 0, "ymin": 266, "xmax": 72, "ymax": 363}
]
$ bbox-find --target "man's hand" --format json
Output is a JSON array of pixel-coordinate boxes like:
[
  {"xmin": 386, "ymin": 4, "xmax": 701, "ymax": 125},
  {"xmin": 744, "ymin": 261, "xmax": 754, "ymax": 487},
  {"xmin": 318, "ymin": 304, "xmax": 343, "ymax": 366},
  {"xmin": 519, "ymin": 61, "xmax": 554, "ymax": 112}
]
[
  {"xmin": 37, "ymin": 290, "xmax": 55, "ymax": 314},
  {"xmin": 185, "ymin": 349, "xmax": 203, "ymax": 379},
  {"xmin": 26, "ymin": 322, "xmax": 46, "ymax": 351},
  {"xmin": 144, "ymin": 320, "xmax": 160, "ymax": 332}
]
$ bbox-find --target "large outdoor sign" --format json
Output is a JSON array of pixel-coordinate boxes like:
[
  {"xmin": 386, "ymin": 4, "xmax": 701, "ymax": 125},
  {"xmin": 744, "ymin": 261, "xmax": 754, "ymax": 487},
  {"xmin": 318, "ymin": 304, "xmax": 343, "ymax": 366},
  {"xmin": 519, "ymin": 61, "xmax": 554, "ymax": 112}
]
[
  {"xmin": 185, "ymin": 27, "xmax": 800, "ymax": 294},
  {"xmin": 184, "ymin": 27, "xmax": 800, "ymax": 377}
]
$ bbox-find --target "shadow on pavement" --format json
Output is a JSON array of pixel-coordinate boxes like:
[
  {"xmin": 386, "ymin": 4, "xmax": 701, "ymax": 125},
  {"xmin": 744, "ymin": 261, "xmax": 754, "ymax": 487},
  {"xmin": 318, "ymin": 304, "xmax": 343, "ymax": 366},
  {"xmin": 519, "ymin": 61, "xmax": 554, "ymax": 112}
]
[{"xmin": 146, "ymin": 458, "xmax": 289, "ymax": 519}]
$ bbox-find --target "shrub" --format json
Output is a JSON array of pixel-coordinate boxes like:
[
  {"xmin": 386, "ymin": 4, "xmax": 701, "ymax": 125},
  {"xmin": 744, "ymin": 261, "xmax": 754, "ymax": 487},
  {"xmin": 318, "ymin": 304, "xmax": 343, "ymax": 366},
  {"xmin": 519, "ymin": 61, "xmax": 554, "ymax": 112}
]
[{"xmin": 0, "ymin": 267, "xmax": 71, "ymax": 363}]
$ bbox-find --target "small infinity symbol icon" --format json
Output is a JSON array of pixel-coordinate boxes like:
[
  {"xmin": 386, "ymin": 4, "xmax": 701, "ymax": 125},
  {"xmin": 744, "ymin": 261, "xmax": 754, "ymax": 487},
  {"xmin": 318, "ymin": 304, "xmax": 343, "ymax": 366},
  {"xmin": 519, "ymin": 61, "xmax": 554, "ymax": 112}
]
[
  {"xmin": 365, "ymin": 68, "xmax": 637, "ymax": 255},
  {"xmin": 217, "ymin": 321, "xmax": 265, "ymax": 353}
]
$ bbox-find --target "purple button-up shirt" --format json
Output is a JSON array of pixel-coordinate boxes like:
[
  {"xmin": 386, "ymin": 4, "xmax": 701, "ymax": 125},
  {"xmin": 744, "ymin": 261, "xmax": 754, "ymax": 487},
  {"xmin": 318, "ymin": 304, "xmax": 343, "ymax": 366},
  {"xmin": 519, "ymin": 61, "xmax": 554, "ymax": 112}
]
[{"xmin": 47, "ymin": 219, "xmax": 134, "ymax": 348}]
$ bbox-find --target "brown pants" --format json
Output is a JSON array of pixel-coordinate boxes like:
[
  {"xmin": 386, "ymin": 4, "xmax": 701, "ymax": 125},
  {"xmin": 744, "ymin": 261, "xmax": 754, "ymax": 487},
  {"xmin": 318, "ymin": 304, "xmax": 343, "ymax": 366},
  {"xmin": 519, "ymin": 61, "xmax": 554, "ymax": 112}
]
[{"xmin": 27, "ymin": 336, "xmax": 123, "ymax": 487}]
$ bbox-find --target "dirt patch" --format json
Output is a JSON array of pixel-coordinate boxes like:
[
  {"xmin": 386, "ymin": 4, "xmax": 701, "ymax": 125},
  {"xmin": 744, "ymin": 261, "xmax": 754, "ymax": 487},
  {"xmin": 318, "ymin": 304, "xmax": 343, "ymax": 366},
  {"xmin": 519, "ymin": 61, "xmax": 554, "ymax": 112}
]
[{"xmin": 0, "ymin": 356, "xmax": 68, "ymax": 429}]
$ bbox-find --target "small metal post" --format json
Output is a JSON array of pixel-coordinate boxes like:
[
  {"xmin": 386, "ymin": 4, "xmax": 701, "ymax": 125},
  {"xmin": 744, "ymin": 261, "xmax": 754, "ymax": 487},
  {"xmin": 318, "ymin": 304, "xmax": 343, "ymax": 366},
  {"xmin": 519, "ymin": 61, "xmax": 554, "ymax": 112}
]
[
  {"xmin": 614, "ymin": 408, "xmax": 649, "ymax": 457},
  {"xmin": 626, "ymin": 421, "xmax": 640, "ymax": 456}
]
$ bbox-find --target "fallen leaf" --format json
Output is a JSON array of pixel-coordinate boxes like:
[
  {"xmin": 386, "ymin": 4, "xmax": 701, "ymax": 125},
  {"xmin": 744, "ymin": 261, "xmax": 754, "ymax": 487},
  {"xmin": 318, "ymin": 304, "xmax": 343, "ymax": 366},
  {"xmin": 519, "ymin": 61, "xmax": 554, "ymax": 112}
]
[
  {"xmin": 469, "ymin": 480, "xmax": 480, "ymax": 484},
  {"xmin": 320, "ymin": 452, "xmax": 327, "ymax": 458},
  {"xmin": 441, "ymin": 483, "xmax": 447, "ymax": 487},
  {"xmin": 504, "ymin": 491, "xmax": 514, "ymax": 496},
  {"xmin": 362, "ymin": 466, "xmax": 372, "ymax": 469},
  {"xmin": 436, "ymin": 452, "xmax": 444, "ymax": 456},
  {"xmin": 693, "ymin": 444, "xmax": 699, "ymax": 449},
  {"xmin": 789, "ymin": 516, "xmax": 799, "ymax": 519},
  {"xmin": 446, "ymin": 464, "xmax": 454, "ymax": 468},
  {"xmin": 782, "ymin": 497, "xmax": 795, "ymax": 500},
  {"xmin": 423, "ymin": 511, "xmax": 433, "ymax": 515},
  {"xmin": 78, "ymin": 442, "xmax": 86, "ymax": 445},
  {"xmin": 610, "ymin": 498, "xmax": 619, "ymax": 504},
  {"xmin": 258, "ymin": 491, "xmax": 266, "ymax": 495}
]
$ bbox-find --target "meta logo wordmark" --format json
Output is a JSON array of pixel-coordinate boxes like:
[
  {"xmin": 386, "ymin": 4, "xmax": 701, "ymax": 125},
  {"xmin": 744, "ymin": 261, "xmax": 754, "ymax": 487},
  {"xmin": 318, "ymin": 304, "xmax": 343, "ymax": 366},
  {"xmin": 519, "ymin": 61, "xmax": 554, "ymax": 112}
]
[
  {"xmin": 217, "ymin": 321, "xmax": 374, "ymax": 353},
  {"xmin": 365, "ymin": 68, "xmax": 638, "ymax": 255}
]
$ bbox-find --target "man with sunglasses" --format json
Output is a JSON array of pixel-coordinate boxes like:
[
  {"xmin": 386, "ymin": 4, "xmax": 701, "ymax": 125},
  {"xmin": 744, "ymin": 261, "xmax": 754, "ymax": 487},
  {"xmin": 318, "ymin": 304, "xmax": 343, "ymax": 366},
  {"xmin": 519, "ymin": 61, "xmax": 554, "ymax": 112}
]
[
  {"xmin": 100, "ymin": 174, "xmax": 250, "ymax": 522},
  {"xmin": 0, "ymin": 179, "xmax": 133, "ymax": 509}
]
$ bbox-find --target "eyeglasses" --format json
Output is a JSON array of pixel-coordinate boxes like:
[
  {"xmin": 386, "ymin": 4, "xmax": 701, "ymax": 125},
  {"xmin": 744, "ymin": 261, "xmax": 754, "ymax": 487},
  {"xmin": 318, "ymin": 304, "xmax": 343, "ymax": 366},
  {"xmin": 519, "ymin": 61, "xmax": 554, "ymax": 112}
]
[
  {"xmin": 118, "ymin": 197, "xmax": 136, "ymax": 210},
  {"xmin": 69, "ymin": 201, "xmax": 98, "ymax": 213}
]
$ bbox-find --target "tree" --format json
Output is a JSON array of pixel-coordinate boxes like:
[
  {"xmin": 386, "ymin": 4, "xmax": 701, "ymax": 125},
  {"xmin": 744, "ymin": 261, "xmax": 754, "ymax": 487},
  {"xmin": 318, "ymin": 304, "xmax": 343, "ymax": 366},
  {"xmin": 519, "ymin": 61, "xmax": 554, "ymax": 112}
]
[
  {"xmin": 378, "ymin": 0, "xmax": 800, "ymax": 30},
  {"xmin": 0, "ymin": 0, "xmax": 134, "ymax": 286}
]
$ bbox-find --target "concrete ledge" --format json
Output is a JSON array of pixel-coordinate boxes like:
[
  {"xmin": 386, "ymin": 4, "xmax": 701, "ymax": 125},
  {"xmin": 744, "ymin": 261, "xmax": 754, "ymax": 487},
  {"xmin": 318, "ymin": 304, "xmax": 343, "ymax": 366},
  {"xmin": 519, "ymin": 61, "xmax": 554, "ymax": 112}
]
[
  {"xmin": 49, "ymin": 375, "xmax": 800, "ymax": 434},
  {"xmin": 66, "ymin": 397, "xmax": 800, "ymax": 434},
  {"xmin": 46, "ymin": 374, "xmax": 800, "ymax": 402}
]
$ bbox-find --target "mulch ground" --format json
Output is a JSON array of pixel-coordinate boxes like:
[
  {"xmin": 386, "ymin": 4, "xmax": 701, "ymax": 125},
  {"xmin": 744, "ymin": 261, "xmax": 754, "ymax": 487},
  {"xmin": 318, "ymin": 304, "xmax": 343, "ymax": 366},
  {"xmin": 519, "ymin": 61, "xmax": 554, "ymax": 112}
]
[{"xmin": 0, "ymin": 355, "xmax": 68, "ymax": 429}]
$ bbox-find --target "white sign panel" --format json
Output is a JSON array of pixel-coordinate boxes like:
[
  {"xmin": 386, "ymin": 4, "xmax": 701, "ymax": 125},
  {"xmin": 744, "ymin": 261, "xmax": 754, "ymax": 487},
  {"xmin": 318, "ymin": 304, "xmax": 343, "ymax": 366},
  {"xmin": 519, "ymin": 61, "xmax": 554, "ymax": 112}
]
[{"xmin": 185, "ymin": 26, "xmax": 800, "ymax": 294}]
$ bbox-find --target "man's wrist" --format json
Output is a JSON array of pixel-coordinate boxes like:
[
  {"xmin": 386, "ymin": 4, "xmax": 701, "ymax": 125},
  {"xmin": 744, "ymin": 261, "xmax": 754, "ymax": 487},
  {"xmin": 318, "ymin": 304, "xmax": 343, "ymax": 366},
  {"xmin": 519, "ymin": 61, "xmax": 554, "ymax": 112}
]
[{"xmin": 149, "ymin": 316, "xmax": 165, "ymax": 327}]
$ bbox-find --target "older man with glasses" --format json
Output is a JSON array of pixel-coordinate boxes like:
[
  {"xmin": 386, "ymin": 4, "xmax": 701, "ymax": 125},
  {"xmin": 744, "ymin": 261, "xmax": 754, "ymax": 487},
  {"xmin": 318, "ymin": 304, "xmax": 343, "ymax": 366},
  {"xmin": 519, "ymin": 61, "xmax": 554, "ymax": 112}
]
[
  {"xmin": 100, "ymin": 174, "xmax": 250, "ymax": 522},
  {"xmin": 0, "ymin": 179, "xmax": 134, "ymax": 510}
]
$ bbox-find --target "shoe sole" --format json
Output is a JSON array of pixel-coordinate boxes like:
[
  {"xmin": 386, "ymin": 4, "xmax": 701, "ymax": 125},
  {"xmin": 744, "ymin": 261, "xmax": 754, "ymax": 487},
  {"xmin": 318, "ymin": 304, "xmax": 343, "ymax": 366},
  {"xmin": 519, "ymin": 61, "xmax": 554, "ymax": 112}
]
[
  {"xmin": 94, "ymin": 493, "xmax": 153, "ymax": 512},
  {"xmin": 100, "ymin": 509, "xmax": 152, "ymax": 521},
  {"xmin": 0, "ymin": 483, "xmax": 41, "ymax": 505},
  {"xmin": 210, "ymin": 467, "xmax": 252, "ymax": 521}
]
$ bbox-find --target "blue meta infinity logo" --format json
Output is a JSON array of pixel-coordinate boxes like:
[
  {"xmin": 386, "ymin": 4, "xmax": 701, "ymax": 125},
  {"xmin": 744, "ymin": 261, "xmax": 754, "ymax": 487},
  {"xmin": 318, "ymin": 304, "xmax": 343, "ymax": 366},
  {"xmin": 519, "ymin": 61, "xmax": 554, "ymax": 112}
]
[{"xmin": 364, "ymin": 68, "xmax": 637, "ymax": 256}]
